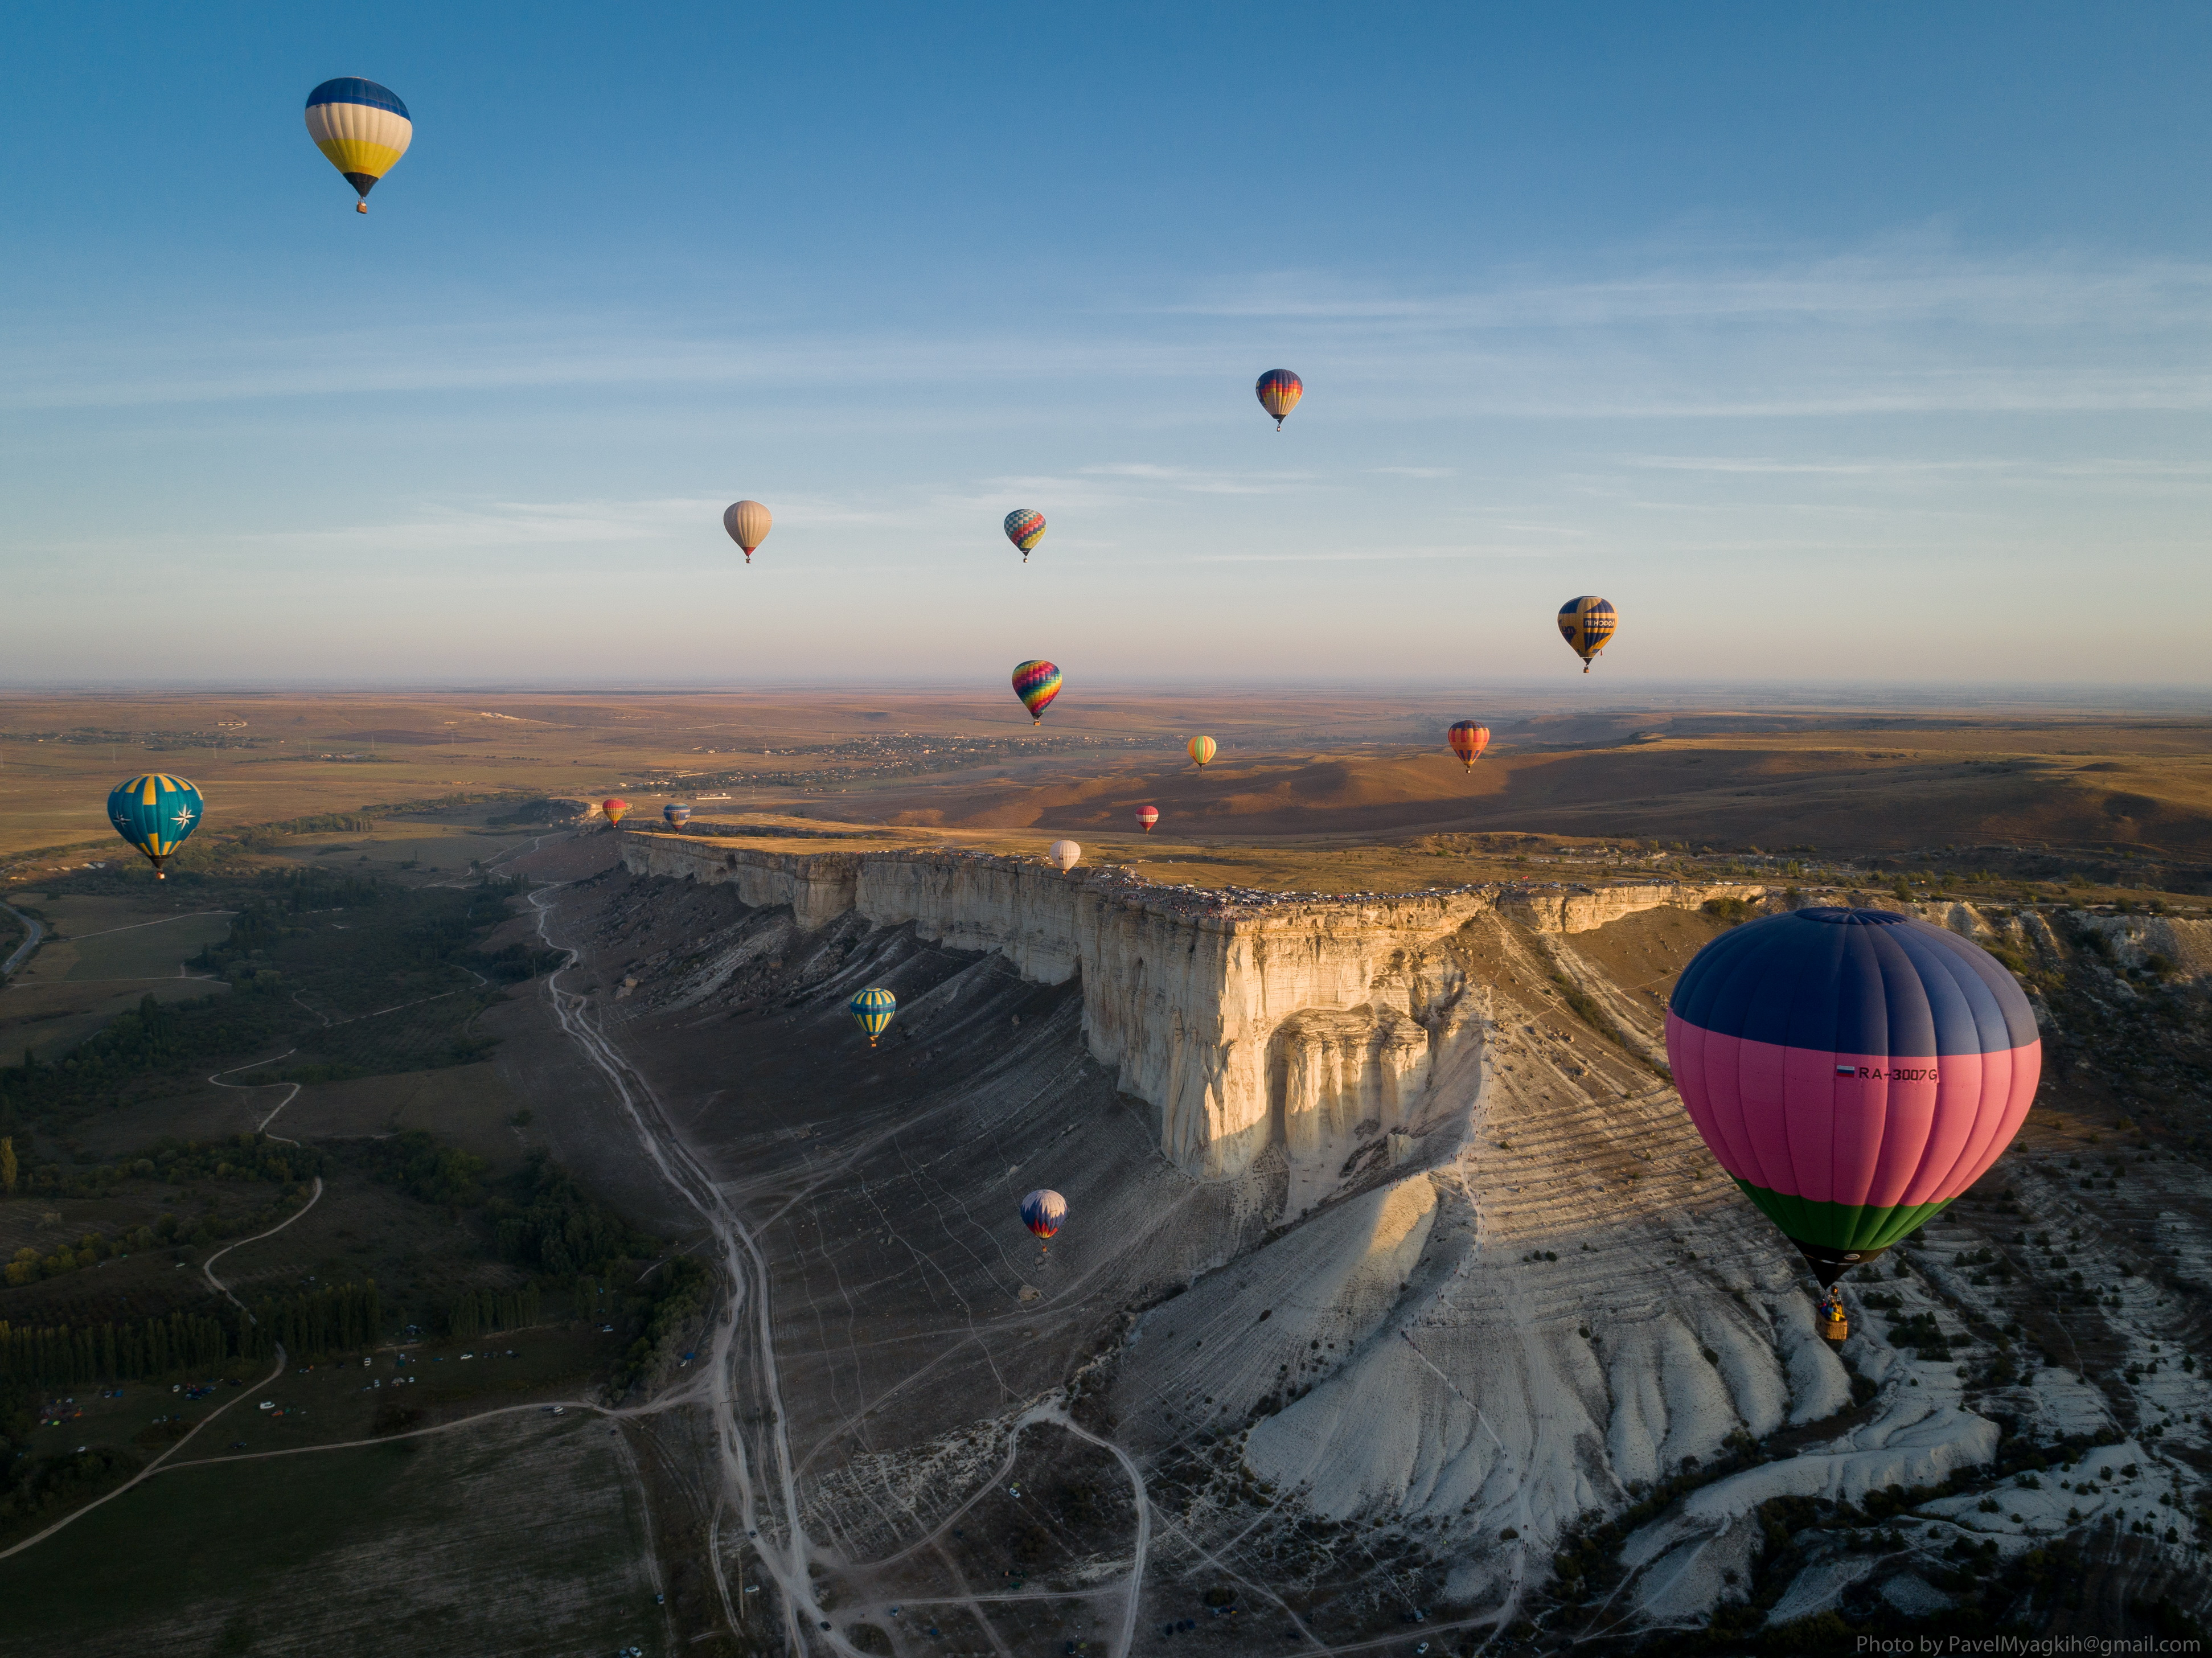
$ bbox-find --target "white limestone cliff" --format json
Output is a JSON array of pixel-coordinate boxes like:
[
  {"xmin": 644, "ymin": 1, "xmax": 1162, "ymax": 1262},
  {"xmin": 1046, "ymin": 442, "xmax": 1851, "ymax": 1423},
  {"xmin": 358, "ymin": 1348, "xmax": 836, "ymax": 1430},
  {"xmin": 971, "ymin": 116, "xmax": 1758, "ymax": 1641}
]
[{"xmin": 622, "ymin": 834, "xmax": 1739, "ymax": 1179}]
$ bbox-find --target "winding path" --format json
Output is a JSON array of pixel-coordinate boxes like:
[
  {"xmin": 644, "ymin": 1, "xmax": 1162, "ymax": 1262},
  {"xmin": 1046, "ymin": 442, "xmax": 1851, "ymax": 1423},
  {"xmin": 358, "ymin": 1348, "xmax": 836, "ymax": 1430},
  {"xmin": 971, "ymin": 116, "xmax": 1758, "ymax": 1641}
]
[
  {"xmin": 200, "ymin": 1176, "xmax": 324, "ymax": 1310},
  {"xmin": 0, "ymin": 900, "xmax": 44, "ymax": 978}
]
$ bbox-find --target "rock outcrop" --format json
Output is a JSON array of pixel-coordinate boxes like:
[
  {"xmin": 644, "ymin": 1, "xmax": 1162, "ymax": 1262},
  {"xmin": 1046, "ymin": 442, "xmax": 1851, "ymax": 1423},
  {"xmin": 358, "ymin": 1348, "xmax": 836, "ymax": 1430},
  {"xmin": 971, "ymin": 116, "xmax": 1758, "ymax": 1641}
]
[{"xmin": 622, "ymin": 834, "xmax": 1734, "ymax": 1179}]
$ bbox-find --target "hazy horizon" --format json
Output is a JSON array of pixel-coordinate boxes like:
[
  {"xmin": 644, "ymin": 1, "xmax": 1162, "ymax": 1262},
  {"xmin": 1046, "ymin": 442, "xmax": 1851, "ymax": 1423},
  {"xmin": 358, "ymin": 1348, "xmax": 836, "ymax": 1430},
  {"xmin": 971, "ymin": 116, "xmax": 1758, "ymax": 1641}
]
[{"xmin": 6, "ymin": 5, "xmax": 2209, "ymax": 686}]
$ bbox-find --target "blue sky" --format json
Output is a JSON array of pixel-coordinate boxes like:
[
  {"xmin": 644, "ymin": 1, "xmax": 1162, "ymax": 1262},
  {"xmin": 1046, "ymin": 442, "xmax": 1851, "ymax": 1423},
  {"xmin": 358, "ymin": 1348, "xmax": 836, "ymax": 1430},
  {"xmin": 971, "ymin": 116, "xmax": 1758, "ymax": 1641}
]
[{"xmin": 3, "ymin": 3, "xmax": 2209, "ymax": 687}]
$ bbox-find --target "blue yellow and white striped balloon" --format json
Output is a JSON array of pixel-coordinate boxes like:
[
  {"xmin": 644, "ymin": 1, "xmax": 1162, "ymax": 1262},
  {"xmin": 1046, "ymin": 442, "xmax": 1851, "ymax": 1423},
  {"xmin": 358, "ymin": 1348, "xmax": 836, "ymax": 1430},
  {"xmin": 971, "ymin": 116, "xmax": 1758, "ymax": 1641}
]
[
  {"xmin": 106, "ymin": 774, "xmax": 204, "ymax": 879},
  {"xmin": 305, "ymin": 78, "xmax": 412, "ymax": 213},
  {"xmin": 850, "ymin": 987, "xmax": 897, "ymax": 1047}
]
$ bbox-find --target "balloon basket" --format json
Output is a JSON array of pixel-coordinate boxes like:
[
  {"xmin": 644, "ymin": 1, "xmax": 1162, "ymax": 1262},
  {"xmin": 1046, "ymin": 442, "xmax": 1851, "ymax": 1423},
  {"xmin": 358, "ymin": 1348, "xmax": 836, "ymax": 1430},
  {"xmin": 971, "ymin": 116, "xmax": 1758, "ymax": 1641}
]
[{"xmin": 1820, "ymin": 1317, "xmax": 1848, "ymax": 1343}]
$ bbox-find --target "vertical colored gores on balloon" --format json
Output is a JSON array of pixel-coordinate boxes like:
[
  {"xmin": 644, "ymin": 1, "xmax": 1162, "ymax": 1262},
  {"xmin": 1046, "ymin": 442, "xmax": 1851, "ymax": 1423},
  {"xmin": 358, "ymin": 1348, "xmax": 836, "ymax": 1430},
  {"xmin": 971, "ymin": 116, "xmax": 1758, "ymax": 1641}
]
[
  {"xmin": 602, "ymin": 798, "xmax": 630, "ymax": 826},
  {"xmin": 304, "ymin": 79, "xmax": 412, "ymax": 212},
  {"xmin": 663, "ymin": 803, "xmax": 692, "ymax": 828},
  {"xmin": 849, "ymin": 987, "xmax": 897, "ymax": 1047},
  {"xmin": 1447, "ymin": 722, "xmax": 1491, "ymax": 768},
  {"xmin": 1135, "ymin": 806, "xmax": 1159, "ymax": 832},
  {"xmin": 1186, "ymin": 735, "xmax": 1216, "ymax": 767},
  {"xmin": 1021, "ymin": 1189, "xmax": 1067, "ymax": 1240},
  {"xmin": 1004, "ymin": 510, "xmax": 1047, "ymax": 561},
  {"xmin": 1664, "ymin": 908, "xmax": 2040, "ymax": 1284},
  {"xmin": 1255, "ymin": 370, "xmax": 1303, "ymax": 429},
  {"xmin": 724, "ymin": 500, "xmax": 771, "ymax": 565},
  {"xmin": 1557, "ymin": 595, "xmax": 1617, "ymax": 672},
  {"xmin": 1012, "ymin": 660, "xmax": 1062, "ymax": 722},
  {"xmin": 106, "ymin": 774, "xmax": 204, "ymax": 879}
]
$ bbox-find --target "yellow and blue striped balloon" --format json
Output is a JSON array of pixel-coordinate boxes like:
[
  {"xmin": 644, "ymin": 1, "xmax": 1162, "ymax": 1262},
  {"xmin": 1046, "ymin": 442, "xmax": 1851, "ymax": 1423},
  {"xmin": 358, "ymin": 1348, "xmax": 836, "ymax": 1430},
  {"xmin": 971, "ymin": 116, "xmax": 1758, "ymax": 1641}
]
[
  {"xmin": 106, "ymin": 774, "xmax": 204, "ymax": 879},
  {"xmin": 305, "ymin": 78, "xmax": 412, "ymax": 213},
  {"xmin": 850, "ymin": 987, "xmax": 897, "ymax": 1047},
  {"xmin": 1557, "ymin": 594, "xmax": 1618, "ymax": 673}
]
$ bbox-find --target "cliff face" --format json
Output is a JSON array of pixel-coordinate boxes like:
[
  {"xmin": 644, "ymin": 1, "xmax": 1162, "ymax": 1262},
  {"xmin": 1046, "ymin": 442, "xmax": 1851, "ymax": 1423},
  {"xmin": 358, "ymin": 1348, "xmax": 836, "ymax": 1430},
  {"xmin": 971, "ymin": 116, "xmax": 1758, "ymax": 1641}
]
[
  {"xmin": 588, "ymin": 838, "xmax": 2118, "ymax": 1635},
  {"xmin": 621, "ymin": 834, "xmax": 1730, "ymax": 1179}
]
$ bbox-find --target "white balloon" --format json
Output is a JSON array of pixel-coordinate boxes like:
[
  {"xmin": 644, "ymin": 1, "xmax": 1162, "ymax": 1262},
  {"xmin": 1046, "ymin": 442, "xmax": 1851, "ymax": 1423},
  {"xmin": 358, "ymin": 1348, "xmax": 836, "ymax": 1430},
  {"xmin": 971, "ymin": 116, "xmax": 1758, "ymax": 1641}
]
[
  {"xmin": 1048, "ymin": 840, "xmax": 1081, "ymax": 873},
  {"xmin": 723, "ymin": 499, "xmax": 772, "ymax": 563}
]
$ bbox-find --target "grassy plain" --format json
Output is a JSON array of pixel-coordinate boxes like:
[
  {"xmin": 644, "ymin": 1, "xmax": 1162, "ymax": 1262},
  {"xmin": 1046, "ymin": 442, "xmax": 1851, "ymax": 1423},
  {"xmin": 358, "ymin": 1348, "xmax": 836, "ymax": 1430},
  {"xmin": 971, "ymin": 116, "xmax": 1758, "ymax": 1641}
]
[
  {"xmin": 0, "ymin": 1413, "xmax": 663, "ymax": 1658},
  {"xmin": 9, "ymin": 689, "xmax": 2212, "ymax": 892}
]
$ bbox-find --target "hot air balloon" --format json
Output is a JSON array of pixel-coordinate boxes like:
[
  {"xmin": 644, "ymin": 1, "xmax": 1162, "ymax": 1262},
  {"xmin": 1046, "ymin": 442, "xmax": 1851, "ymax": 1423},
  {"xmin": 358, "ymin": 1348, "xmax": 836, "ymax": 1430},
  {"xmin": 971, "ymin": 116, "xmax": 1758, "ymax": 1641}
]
[
  {"xmin": 1665, "ymin": 907, "xmax": 2040, "ymax": 1288},
  {"xmin": 664, "ymin": 803, "xmax": 692, "ymax": 830},
  {"xmin": 1012, "ymin": 660, "xmax": 1062, "ymax": 723},
  {"xmin": 724, "ymin": 500, "xmax": 771, "ymax": 565},
  {"xmin": 1255, "ymin": 370, "xmax": 1303, "ymax": 430},
  {"xmin": 850, "ymin": 987, "xmax": 897, "ymax": 1047},
  {"xmin": 106, "ymin": 774, "xmax": 204, "ymax": 880},
  {"xmin": 1187, "ymin": 736, "xmax": 1216, "ymax": 768},
  {"xmin": 1004, "ymin": 510, "xmax": 1047, "ymax": 563},
  {"xmin": 1021, "ymin": 1188, "xmax": 1067, "ymax": 1248},
  {"xmin": 1049, "ymin": 840, "xmax": 1081, "ymax": 872},
  {"xmin": 1818, "ymin": 1287, "xmax": 1849, "ymax": 1343},
  {"xmin": 1135, "ymin": 806, "xmax": 1159, "ymax": 833},
  {"xmin": 1447, "ymin": 723, "xmax": 1491, "ymax": 769},
  {"xmin": 602, "ymin": 798, "xmax": 631, "ymax": 828},
  {"xmin": 1557, "ymin": 596, "xmax": 1617, "ymax": 673},
  {"xmin": 304, "ymin": 79, "xmax": 412, "ymax": 214}
]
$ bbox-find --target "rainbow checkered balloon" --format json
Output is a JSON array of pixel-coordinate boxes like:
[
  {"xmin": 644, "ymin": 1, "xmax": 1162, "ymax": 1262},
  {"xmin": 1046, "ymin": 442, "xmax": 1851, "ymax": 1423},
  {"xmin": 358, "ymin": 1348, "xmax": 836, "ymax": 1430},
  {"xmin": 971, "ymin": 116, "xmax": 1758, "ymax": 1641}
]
[{"xmin": 1012, "ymin": 659, "xmax": 1062, "ymax": 723}]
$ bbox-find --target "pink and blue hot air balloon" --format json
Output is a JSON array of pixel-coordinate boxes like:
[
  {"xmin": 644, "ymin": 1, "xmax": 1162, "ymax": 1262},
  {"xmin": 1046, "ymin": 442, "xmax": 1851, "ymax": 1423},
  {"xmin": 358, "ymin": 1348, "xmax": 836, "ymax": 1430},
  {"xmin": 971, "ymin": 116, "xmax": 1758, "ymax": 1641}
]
[{"xmin": 1664, "ymin": 907, "xmax": 2040, "ymax": 1286}]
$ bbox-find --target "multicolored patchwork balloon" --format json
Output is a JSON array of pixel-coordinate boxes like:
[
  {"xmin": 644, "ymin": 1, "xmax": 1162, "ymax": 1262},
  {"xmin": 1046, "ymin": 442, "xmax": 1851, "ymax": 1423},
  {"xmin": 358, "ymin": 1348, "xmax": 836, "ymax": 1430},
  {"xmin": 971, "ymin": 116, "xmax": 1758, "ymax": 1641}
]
[
  {"xmin": 304, "ymin": 78, "xmax": 412, "ymax": 213},
  {"xmin": 1447, "ymin": 722, "xmax": 1491, "ymax": 769},
  {"xmin": 1557, "ymin": 595, "xmax": 1617, "ymax": 672},
  {"xmin": 1665, "ymin": 907, "xmax": 2041, "ymax": 1286},
  {"xmin": 602, "ymin": 798, "xmax": 631, "ymax": 826},
  {"xmin": 106, "ymin": 774, "xmax": 204, "ymax": 880},
  {"xmin": 850, "ymin": 987, "xmax": 897, "ymax": 1047},
  {"xmin": 1012, "ymin": 660, "xmax": 1062, "ymax": 723},
  {"xmin": 1186, "ymin": 735, "xmax": 1216, "ymax": 768},
  {"xmin": 1021, "ymin": 1188, "xmax": 1067, "ymax": 1242},
  {"xmin": 1255, "ymin": 370, "xmax": 1303, "ymax": 430},
  {"xmin": 1004, "ymin": 510, "xmax": 1047, "ymax": 563}
]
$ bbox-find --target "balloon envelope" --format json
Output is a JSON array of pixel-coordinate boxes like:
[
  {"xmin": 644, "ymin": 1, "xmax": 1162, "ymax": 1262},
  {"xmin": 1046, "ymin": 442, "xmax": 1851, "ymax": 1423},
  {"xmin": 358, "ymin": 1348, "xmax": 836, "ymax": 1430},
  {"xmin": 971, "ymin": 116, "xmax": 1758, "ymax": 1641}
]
[
  {"xmin": 663, "ymin": 803, "xmax": 692, "ymax": 828},
  {"xmin": 1021, "ymin": 1189, "xmax": 1067, "ymax": 1240},
  {"xmin": 602, "ymin": 798, "xmax": 631, "ymax": 825},
  {"xmin": 1255, "ymin": 370, "xmax": 1303, "ymax": 428},
  {"xmin": 850, "ymin": 987, "xmax": 897, "ymax": 1046},
  {"xmin": 1187, "ymin": 735, "xmax": 1217, "ymax": 768},
  {"xmin": 106, "ymin": 774, "xmax": 204, "ymax": 877},
  {"xmin": 1447, "ymin": 723, "xmax": 1491, "ymax": 768},
  {"xmin": 305, "ymin": 79, "xmax": 411, "ymax": 210},
  {"xmin": 1135, "ymin": 806, "xmax": 1159, "ymax": 832},
  {"xmin": 724, "ymin": 500, "xmax": 771, "ymax": 564},
  {"xmin": 1048, "ymin": 840, "xmax": 1081, "ymax": 872},
  {"xmin": 1012, "ymin": 660, "xmax": 1062, "ymax": 723},
  {"xmin": 1557, "ymin": 596, "xmax": 1617, "ymax": 672},
  {"xmin": 1004, "ymin": 509, "xmax": 1047, "ymax": 561},
  {"xmin": 1664, "ymin": 907, "xmax": 2041, "ymax": 1283}
]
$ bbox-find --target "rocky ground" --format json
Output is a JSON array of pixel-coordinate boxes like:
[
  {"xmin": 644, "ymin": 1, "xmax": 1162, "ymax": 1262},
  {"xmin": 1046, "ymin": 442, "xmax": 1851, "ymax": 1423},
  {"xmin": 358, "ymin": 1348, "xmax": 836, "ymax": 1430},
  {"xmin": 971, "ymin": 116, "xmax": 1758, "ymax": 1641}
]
[{"xmin": 512, "ymin": 843, "xmax": 2212, "ymax": 1653}]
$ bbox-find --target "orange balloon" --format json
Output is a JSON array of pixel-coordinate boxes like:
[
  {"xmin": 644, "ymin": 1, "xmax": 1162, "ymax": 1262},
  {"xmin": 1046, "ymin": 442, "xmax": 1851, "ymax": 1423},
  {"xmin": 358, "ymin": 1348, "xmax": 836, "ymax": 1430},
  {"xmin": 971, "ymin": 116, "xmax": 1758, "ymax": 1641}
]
[{"xmin": 1447, "ymin": 723, "xmax": 1490, "ymax": 769}]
